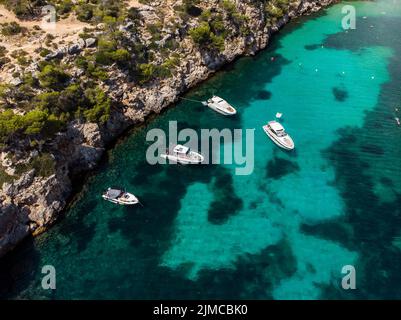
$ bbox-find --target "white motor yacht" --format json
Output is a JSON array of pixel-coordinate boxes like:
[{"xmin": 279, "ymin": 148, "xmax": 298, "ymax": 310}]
[
  {"xmin": 202, "ymin": 96, "xmax": 237, "ymax": 116},
  {"xmin": 160, "ymin": 144, "xmax": 204, "ymax": 164},
  {"xmin": 102, "ymin": 188, "xmax": 139, "ymax": 205},
  {"xmin": 263, "ymin": 121, "xmax": 295, "ymax": 150}
]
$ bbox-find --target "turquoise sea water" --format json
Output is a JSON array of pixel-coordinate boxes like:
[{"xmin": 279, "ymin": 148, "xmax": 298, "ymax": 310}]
[{"xmin": 1, "ymin": 0, "xmax": 401, "ymax": 299}]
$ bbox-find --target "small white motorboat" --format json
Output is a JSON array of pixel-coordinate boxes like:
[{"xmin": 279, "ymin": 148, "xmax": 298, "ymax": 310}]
[
  {"xmin": 160, "ymin": 144, "xmax": 204, "ymax": 164},
  {"xmin": 395, "ymin": 117, "xmax": 400, "ymax": 126},
  {"xmin": 102, "ymin": 188, "xmax": 139, "ymax": 205},
  {"xmin": 202, "ymin": 96, "xmax": 237, "ymax": 116},
  {"xmin": 263, "ymin": 121, "xmax": 295, "ymax": 150}
]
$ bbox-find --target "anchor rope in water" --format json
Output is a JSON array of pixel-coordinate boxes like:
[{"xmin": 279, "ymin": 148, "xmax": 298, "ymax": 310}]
[{"xmin": 179, "ymin": 96, "xmax": 205, "ymax": 103}]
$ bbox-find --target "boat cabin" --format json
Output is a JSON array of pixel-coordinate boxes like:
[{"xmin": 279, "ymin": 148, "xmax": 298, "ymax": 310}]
[
  {"xmin": 211, "ymin": 96, "xmax": 224, "ymax": 104},
  {"xmin": 105, "ymin": 188, "xmax": 123, "ymax": 199},
  {"xmin": 268, "ymin": 121, "xmax": 287, "ymax": 137},
  {"xmin": 173, "ymin": 145, "xmax": 190, "ymax": 154},
  {"xmin": 210, "ymin": 96, "xmax": 235, "ymax": 112}
]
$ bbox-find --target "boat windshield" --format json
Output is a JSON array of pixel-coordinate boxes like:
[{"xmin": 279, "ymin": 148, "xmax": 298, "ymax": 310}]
[
  {"xmin": 175, "ymin": 149, "xmax": 189, "ymax": 155},
  {"xmin": 173, "ymin": 145, "xmax": 190, "ymax": 154},
  {"xmin": 275, "ymin": 129, "xmax": 287, "ymax": 137},
  {"xmin": 106, "ymin": 189, "xmax": 123, "ymax": 199}
]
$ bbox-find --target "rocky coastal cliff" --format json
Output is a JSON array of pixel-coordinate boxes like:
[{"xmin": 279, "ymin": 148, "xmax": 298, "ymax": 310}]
[{"xmin": 0, "ymin": 0, "xmax": 338, "ymax": 258}]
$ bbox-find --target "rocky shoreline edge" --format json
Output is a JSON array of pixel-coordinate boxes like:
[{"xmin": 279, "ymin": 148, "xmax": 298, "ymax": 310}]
[{"xmin": 0, "ymin": 0, "xmax": 338, "ymax": 258}]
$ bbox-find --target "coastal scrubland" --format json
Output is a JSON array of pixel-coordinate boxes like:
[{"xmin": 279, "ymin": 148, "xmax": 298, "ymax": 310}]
[{"xmin": 0, "ymin": 0, "xmax": 298, "ymax": 183}]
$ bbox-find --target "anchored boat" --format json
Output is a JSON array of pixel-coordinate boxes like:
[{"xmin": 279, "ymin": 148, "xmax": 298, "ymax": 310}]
[
  {"xmin": 160, "ymin": 144, "xmax": 204, "ymax": 164},
  {"xmin": 263, "ymin": 121, "xmax": 295, "ymax": 150},
  {"xmin": 202, "ymin": 96, "xmax": 237, "ymax": 116},
  {"xmin": 102, "ymin": 188, "xmax": 139, "ymax": 205}
]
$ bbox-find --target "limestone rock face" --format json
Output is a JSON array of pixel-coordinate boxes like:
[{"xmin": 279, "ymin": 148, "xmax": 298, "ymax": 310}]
[
  {"xmin": 68, "ymin": 43, "xmax": 82, "ymax": 55},
  {"xmin": 54, "ymin": 122, "xmax": 106, "ymax": 174},
  {"xmin": 0, "ymin": 203, "xmax": 29, "ymax": 256},
  {"xmin": 85, "ymin": 38, "xmax": 97, "ymax": 48},
  {"xmin": 0, "ymin": 0, "xmax": 338, "ymax": 258}
]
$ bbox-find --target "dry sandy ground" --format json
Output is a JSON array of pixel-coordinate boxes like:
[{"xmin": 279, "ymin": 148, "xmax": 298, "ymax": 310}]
[
  {"xmin": 0, "ymin": 0, "xmax": 168, "ymax": 82},
  {"xmin": 0, "ymin": 4, "xmax": 91, "ymax": 82},
  {"xmin": 0, "ymin": 4, "xmax": 89, "ymax": 44},
  {"xmin": 128, "ymin": 0, "xmax": 141, "ymax": 7}
]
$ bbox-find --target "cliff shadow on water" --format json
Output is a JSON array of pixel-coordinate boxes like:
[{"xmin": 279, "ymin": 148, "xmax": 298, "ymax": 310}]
[{"xmin": 0, "ymin": 237, "xmax": 41, "ymax": 299}]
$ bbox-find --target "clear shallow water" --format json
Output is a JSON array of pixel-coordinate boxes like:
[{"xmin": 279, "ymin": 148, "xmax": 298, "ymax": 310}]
[{"xmin": 2, "ymin": 0, "xmax": 401, "ymax": 299}]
